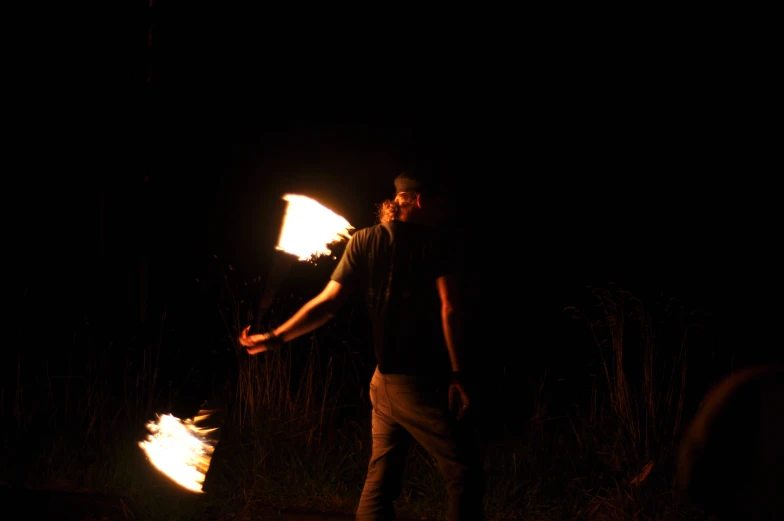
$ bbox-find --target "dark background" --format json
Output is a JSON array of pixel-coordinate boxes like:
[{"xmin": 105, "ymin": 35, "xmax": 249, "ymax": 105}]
[{"xmin": 12, "ymin": 4, "xmax": 779, "ymax": 436}]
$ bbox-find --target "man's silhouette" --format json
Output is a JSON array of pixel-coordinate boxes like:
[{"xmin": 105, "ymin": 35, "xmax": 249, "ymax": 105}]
[{"xmin": 241, "ymin": 169, "xmax": 484, "ymax": 521}]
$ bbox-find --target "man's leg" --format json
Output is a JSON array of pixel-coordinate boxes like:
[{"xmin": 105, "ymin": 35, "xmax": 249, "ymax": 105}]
[
  {"xmin": 386, "ymin": 381, "xmax": 485, "ymax": 521},
  {"xmin": 356, "ymin": 374, "xmax": 412, "ymax": 521}
]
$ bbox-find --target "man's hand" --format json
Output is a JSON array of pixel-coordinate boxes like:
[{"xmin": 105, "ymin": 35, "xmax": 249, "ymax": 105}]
[
  {"xmin": 239, "ymin": 326, "xmax": 284, "ymax": 355},
  {"xmin": 449, "ymin": 382, "xmax": 470, "ymax": 420}
]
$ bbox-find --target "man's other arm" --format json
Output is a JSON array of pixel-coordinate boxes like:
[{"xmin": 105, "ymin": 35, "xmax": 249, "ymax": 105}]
[{"xmin": 437, "ymin": 274, "xmax": 464, "ymax": 372}]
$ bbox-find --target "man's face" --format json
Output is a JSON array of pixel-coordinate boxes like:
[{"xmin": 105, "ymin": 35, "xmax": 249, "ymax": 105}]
[
  {"xmin": 376, "ymin": 191, "xmax": 421, "ymax": 224},
  {"xmin": 394, "ymin": 192, "xmax": 418, "ymax": 209}
]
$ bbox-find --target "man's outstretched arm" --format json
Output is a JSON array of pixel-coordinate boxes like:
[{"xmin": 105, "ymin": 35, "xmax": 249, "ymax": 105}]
[{"xmin": 242, "ymin": 280, "xmax": 351, "ymax": 353}]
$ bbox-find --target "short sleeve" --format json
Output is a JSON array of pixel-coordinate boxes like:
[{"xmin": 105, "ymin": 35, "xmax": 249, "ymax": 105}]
[{"xmin": 331, "ymin": 232, "xmax": 363, "ymax": 286}]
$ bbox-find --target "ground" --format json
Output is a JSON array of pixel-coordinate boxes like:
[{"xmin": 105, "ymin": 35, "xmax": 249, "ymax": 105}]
[{"xmin": 0, "ymin": 485, "xmax": 428, "ymax": 521}]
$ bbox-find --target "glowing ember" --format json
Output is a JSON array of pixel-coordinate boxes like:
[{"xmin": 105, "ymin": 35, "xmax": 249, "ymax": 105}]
[
  {"xmin": 138, "ymin": 413, "xmax": 216, "ymax": 493},
  {"xmin": 276, "ymin": 194, "xmax": 353, "ymax": 261}
]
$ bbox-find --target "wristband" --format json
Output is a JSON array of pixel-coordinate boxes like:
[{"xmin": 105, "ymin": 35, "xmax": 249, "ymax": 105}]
[
  {"xmin": 451, "ymin": 371, "xmax": 463, "ymax": 384},
  {"xmin": 261, "ymin": 331, "xmax": 282, "ymax": 348}
]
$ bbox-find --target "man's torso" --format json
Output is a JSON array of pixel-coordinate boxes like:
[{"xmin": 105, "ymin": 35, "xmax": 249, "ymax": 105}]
[{"xmin": 331, "ymin": 221, "xmax": 452, "ymax": 377}]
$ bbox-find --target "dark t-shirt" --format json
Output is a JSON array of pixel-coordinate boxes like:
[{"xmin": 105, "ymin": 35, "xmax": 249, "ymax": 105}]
[{"xmin": 331, "ymin": 221, "xmax": 453, "ymax": 377}]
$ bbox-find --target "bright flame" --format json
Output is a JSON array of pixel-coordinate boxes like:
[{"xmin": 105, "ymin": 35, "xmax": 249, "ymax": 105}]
[
  {"xmin": 276, "ymin": 194, "xmax": 353, "ymax": 261},
  {"xmin": 138, "ymin": 413, "xmax": 217, "ymax": 493}
]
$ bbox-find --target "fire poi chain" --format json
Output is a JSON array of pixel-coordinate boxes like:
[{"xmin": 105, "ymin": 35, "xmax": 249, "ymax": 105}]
[{"xmin": 139, "ymin": 194, "xmax": 354, "ymax": 492}]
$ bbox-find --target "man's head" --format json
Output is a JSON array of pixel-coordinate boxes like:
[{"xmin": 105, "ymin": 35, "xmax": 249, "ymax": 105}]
[{"xmin": 377, "ymin": 169, "xmax": 450, "ymax": 225}]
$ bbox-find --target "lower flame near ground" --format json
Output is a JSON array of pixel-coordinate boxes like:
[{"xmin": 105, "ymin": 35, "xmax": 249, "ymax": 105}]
[{"xmin": 138, "ymin": 412, "xmax": 217, "ymax": 493}]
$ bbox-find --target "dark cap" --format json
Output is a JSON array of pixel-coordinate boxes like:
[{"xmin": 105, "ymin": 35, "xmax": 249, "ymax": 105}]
[
  {"xmin": 394, "ymin": 172, "xmax": 425, "ymax": 194},
  {"xmin": 394, "ymin": 167, "xmax": 444, "ymax": 195}
]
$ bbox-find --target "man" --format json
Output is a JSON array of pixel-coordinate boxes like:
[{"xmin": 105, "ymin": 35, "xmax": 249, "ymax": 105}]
[{"xmin": 240, "ymin": 169, "xmax": 484, "ymax": 521}]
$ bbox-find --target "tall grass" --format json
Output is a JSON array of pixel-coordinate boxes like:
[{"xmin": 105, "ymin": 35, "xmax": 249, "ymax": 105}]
[
  {"xmin": 3, "ymin": 272, "xmax": 715, "ymax": 520},
  {"xmin": 215, "ymin": 275, "xmax": 707, "ymax": 520},
  {"xmin": 562, "ymin": 283, "xmax": 702, "ymax": 520},
  {"xmin": 2, "ymin": 313, "xmax": 168, "ymax": 492}
]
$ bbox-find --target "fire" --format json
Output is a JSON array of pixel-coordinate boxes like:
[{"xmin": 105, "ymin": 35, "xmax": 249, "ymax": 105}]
[
  {"xmin": 138, "ymin": 412, "xmax": 217, "ymax": 493},
  {"xmin": 276, "ymin": 194, "xmax": 354, "ymax": 261}
]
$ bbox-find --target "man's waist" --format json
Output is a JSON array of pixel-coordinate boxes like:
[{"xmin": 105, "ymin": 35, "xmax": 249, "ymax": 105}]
[{"xmin": 373, "ymin": 364, "xmax": 451, "ymax": 384}]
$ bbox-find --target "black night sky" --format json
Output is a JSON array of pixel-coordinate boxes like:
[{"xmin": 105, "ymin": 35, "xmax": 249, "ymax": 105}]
[{"xmin": 7, "ymin": 6, "xmax": 780, "ymax": 520}]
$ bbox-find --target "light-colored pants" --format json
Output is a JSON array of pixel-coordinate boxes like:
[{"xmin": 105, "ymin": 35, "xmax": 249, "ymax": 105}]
[{"xmin": 356, "ymin": 368, "xmax": 484, "ymax": 521}]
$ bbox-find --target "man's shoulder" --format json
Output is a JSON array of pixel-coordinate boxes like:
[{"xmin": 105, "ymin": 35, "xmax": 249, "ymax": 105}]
[
  {"xmin": 351, "ymin": 223, "xmax": 388, "ymax": 241},
  {"xmin": 351, "ymin": 221, "xmax": 451, "ymax": 244}
]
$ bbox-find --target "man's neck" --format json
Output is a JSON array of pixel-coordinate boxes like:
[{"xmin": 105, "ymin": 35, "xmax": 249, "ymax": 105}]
[
  {"xmin": 399, "ymin": 211, "xmax": 426, "ymax": 224},
  {"xmin": 398, "ymin": 217, "xmax": 437, "ymax": 229}
]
